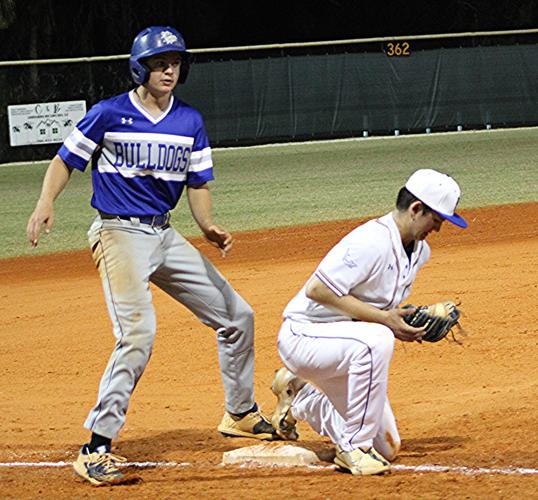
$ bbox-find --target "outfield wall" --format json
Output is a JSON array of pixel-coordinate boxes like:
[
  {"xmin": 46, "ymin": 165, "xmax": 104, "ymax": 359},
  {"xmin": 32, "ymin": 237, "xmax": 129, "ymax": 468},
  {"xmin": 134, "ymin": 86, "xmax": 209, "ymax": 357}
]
[
  {"xmin": 2, "ymin": 42, "xmax": 538, "ymax": 162},
  {"xmin": 180, "ymin": 44, "xmax": 538, "ymax": 145}
]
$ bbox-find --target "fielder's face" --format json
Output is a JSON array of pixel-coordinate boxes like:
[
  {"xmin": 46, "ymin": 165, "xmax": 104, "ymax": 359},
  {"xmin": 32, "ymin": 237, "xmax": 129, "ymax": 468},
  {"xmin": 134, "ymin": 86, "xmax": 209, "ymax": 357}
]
[
  {"xmin": 412, "ymin": 206, "xmax": 445, "ymax": 241},
  {"xmin": 145, "ymin": 51, "xmax": 182, "ymax": 94}
]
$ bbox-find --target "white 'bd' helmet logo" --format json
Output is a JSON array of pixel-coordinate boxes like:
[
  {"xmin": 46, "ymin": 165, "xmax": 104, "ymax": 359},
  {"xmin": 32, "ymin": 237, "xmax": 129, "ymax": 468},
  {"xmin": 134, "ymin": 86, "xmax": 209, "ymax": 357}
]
[{"xmin": 160, "ymin": 30, "xmax": 178, "ymax": 45}]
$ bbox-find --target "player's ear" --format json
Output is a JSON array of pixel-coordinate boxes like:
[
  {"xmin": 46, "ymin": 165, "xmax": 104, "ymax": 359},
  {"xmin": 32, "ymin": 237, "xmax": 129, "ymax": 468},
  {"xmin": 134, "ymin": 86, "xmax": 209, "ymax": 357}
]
[{"xmin": 409, "ymin": 200, "xmax": 423, "ymax": 218}]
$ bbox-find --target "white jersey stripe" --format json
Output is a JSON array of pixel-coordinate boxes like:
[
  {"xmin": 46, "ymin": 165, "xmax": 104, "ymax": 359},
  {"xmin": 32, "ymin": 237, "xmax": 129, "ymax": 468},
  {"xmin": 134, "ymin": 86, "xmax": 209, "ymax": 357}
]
[
  {"xmin": 96, "ymin": 161, "xmax": 187, "ymax": 182},
  {"xmin": 71, "ymin": 127, "xmax": 98, "ymax": 153},
  {"xmin": 64, "ymin": 135, "xmax": 92, "ymax": 162},
  {"xmin": 190, "ymin": 147, "xmax": 212, "ymax": 162},
  {"xmin": 63, "ymin": 127, "xmax": 98, "ymax": 161},
  {"xmin": 189, "ymin": 147, "xmax": 213, "ymax": 172},
  {"xmin": 104, "ymin": 131, "xmax": 194, "ymax": 146},
  {"xmin": 190, "ymin": 159, "xmax": 213, "ymax": 173}
]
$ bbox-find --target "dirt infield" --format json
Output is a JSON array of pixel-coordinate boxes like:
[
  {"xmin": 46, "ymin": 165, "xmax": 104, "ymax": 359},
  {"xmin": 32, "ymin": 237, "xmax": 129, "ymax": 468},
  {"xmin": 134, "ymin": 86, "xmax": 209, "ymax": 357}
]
[{"xmin": 1, "ymin": 202, "xmax": 537, "ymax": 498}]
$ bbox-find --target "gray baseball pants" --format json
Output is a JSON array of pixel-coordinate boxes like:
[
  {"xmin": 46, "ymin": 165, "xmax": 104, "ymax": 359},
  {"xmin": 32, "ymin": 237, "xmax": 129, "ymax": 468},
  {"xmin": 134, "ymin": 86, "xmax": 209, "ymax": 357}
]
[{"xmin": 84, "ymin": 215, "xmax": 255, "ymax": 439}]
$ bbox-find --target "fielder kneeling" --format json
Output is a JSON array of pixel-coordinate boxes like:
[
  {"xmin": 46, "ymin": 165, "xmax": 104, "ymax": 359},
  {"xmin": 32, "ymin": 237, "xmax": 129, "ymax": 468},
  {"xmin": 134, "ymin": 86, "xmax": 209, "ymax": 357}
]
[{"xmin": 271, "ymin": 169, "xmax": 467, "ymax": 476}]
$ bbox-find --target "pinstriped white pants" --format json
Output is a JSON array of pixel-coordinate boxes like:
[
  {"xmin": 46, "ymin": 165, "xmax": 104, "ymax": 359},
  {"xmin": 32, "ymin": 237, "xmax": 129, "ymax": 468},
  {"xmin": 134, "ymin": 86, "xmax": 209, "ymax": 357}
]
[{"xmin": 277, "ymin": 318, "xmax": 400, "ymax": 459}]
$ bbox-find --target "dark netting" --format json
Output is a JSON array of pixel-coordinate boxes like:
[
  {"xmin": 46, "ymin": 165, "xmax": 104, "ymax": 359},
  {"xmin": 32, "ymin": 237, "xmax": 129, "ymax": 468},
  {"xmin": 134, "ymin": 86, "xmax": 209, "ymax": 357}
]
[
  {"xmin": 2, "ymin": 35, "xmax": 538, "ymax": 163},
  {"xmin": 178, "ymin": 42, "xmax": 538, "ymax": 145}
]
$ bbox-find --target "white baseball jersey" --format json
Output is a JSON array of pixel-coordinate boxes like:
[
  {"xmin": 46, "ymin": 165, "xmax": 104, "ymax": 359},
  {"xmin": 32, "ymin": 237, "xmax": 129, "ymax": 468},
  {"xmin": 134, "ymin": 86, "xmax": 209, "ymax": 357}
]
[{"xmin": 284, "ymin": 211, "xmax": 431, "ymax": 322}]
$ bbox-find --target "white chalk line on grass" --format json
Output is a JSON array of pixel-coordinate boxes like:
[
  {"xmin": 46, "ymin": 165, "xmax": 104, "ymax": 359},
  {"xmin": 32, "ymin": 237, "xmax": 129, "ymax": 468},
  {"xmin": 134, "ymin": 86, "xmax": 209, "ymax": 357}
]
[
  {"xmin": 0, "ymin": 460, "xmax": 536, "ymax": 476},
  {"xmin": 2, "ymin": 125, "xmax": 538, "ymax": 168}
]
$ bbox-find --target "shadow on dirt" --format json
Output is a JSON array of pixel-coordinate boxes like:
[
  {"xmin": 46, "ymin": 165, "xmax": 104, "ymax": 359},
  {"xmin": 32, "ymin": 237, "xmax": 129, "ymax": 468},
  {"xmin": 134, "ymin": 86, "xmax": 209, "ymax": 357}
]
[{"xmin": 399, "ymin": 435, "xmax": 469, "ymax": 457}]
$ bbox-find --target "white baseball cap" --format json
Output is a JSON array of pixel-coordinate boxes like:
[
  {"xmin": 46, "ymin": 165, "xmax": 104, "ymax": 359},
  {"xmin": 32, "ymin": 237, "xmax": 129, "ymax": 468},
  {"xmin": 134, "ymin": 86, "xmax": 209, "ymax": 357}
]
[{"xmin": 405, "ymin": 169, "xmax": 468, "ymax": 228}]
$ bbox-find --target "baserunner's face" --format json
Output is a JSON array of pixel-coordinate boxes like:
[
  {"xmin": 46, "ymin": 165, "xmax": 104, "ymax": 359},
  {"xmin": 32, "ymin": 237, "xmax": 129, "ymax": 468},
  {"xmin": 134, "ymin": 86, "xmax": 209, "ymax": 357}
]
[{"xmin": 145, "ymin": 51, "xmax": 181, "ymax": 95}]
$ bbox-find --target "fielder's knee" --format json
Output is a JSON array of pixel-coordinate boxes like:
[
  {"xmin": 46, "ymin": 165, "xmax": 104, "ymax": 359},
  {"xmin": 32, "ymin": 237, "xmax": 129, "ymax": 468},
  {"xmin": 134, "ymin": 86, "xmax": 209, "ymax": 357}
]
[
  {"xmin": 384, "ymin": 434, "xmax": 401, "ymax": 461},
  {"xmin": 369, "ymin": 324, "xmax": 395, "ymax": 358},
  {"xmin": 374, "ymin": 429, "xmax": 401, "ymax": 461}
]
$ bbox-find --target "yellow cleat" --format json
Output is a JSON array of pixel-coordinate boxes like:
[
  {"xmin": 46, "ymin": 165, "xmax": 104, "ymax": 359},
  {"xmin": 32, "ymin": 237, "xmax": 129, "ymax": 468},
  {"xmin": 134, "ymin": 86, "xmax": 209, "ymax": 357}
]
[
  {"xmin": 334, "ymin": 445, "xmax": 391, "ymax": 476},
  {"xmin": 73, "ymin": 444, "xmax": 137, "ymax": 486},
  {"xmin": 218, "ymin": 405, "xmax": 275, "ymax": 440},
  {"xmin": 271, "ymin": 367, "xmax": 305, "ymax": 440}
]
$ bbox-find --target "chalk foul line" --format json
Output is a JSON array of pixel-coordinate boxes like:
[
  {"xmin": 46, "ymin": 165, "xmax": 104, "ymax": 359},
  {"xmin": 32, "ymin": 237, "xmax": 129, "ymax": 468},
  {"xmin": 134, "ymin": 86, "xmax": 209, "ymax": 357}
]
[
  {"xmin": 392, "ymin": 464, "xmax": 538, "ymax": 476},
  {"xmin": 0, "ymin": 460, "xmax": 536, "ymax": 475},
  {"xmin": 0, "ymin": 461, "xmax": 190, "ymax": 468}
]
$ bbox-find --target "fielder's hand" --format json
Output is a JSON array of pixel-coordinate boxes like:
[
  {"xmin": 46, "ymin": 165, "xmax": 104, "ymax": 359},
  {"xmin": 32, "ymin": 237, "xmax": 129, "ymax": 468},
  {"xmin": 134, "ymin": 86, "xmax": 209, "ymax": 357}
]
[
  {"xmin": 403, "ymin": 301, "xmax": 461, "ymax": 342},
  {"xmin": 385, "ymin": 307, "xmax": 426, "ymax": 342},
  {"xmin": 27, "ymin": 199, "xmax": 55, "ymax": 247},
  {"xmin": 204, "ymin": 224, "xmax": 234, "ymax": 257}
]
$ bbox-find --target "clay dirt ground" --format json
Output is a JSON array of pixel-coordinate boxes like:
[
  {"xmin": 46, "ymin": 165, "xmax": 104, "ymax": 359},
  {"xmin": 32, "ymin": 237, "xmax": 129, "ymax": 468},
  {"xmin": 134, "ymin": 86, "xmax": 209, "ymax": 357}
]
[{"xmin": 0, "ymin": 203, "xmax": 537, "ymax": 499}]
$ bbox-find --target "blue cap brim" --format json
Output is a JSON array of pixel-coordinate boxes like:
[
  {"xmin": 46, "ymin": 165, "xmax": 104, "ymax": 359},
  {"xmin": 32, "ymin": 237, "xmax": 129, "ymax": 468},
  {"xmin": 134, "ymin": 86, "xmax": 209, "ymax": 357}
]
[{"xmin": 435, "ymin": 210, "xmax": 468, "ymax": 228}]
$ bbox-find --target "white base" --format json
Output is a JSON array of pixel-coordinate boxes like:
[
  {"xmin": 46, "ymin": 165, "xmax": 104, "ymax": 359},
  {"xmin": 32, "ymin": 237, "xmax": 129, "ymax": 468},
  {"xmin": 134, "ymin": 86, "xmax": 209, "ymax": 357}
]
[{"xmin": 222, "ymin": 443, "xmax": 321, "ymax": 466}]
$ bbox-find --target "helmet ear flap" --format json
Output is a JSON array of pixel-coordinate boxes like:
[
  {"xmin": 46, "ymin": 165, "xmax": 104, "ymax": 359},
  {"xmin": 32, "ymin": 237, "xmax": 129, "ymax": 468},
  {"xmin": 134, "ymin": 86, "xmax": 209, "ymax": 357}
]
[
  {"xmin": 178, "ymin": 52, "xmax": 194, "ymax": 84},
  {"xmin": 178, "ymin": 58, "xmax": 190, "ymax": 84}
]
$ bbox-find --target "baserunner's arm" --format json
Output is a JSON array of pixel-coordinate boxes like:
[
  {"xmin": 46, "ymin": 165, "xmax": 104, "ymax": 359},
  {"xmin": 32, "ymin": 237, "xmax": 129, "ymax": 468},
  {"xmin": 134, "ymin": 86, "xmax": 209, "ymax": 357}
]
[
  {"xmin": 187, "ymin": 183, "xmax": 233, "ymax": 257},
  {"xmin": 27, "ymin": 155, "xmax": 73, "ymax": 247}
]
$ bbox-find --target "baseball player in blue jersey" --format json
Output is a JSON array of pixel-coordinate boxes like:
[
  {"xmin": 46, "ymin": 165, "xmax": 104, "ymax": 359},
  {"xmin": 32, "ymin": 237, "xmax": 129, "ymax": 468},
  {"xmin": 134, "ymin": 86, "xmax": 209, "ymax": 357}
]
[
  {"xmin": 27, "ymin": 26, "xmax": 275, "ymax": 486},
  {"xmin": 270, "ymin": 169, "xmax": 467, "ymax": 476}
]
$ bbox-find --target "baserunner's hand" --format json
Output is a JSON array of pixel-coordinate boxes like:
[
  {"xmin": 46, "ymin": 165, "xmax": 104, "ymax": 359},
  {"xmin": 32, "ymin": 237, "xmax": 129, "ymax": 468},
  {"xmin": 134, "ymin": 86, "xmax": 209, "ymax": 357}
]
[
  {"xmin": 27, "ymin": 199, "xmax": 55, "ymax": 247},
  {"xmin": 204, "ymin": 224, "xmax": 234, "ymax": 257}
]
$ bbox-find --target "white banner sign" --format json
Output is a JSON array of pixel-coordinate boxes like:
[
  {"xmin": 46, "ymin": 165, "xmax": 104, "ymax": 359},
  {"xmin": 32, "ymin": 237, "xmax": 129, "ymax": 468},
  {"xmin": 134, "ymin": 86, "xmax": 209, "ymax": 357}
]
[{"xmin": 8, "ymin": 100, "xmax": 86, "ymax": 147}]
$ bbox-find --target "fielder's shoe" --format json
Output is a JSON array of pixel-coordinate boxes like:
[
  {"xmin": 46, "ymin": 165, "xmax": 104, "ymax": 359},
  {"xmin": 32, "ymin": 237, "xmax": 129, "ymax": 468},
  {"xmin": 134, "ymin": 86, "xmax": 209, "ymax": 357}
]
[
  {"xmin": 334, "ymin": 445, "xmax": 391, "ymax": 476},
  {"xmin": 218, "ymin": 405, "xmax": 276, "ymax": 440},
  {"xmin": 73, "ymin": 444, "xmax": 129, "ymax": 486},
  {"xmin": 271, "ymin": 367, "xmax": 305, "ymax": 440}
]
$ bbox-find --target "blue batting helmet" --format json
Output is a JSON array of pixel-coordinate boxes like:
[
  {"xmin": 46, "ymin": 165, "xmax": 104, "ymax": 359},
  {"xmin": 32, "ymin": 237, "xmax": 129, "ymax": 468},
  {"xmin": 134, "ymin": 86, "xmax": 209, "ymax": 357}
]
[{"xmin": 129, "ymin": 26, "xmax": 191, "ymax": 85}]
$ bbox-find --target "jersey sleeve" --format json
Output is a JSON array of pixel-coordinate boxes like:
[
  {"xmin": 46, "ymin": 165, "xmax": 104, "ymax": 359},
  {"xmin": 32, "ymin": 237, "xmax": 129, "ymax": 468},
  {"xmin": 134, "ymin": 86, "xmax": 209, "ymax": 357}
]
[
  {"xmin": 57, "ymin": 102, "xmax": 108, "ymax": 171},
  {"xmin": 314, "ymin": 237, "xmax": 380, "ymax": 297},
  {"xmin": 186, "ymin": 118, "xmax": 215, "ymax": 186}
]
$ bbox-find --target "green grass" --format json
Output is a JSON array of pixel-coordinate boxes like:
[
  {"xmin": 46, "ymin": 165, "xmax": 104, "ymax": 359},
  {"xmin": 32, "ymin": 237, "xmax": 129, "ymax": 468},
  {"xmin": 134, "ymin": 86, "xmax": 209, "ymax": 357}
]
[{"xmin": 1, "ymin": 128, "xmax": 537, "ymax": 259}]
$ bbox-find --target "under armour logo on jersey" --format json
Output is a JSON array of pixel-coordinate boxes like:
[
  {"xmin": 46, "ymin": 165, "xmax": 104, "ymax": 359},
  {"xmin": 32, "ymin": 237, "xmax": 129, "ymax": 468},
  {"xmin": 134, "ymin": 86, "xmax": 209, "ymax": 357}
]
[
  {"xmin": 160, "ymin": 30, "xmax": 178, "ymax": 44},
  {"xmin": 387, "ymin": 264, "xmax": 394, "ymax": 271},
  {"xmin": 121, "ymin": 117, "xmax": 133, "ymax": 125}
]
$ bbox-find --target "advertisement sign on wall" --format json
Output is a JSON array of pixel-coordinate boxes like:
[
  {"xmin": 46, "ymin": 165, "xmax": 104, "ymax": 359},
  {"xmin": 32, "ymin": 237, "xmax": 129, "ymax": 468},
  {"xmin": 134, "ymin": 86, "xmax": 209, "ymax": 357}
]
[{"xmin": 8, "ymin": 100, "xmax": 86, "ymax": 147}]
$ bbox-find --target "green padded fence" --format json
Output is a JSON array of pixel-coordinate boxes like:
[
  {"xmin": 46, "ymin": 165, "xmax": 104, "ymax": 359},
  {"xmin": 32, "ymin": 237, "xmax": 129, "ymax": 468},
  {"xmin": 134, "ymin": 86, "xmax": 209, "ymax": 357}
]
[{"xmin": 1, "ymin": 44, "xmax": 538, "ymax": 163}]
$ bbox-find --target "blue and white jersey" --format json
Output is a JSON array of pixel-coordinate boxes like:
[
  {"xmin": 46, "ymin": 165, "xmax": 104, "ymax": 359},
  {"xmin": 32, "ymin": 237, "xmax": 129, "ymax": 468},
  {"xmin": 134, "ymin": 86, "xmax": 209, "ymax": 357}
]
[{"xmin": 58, "ymin": 90, "xmax": 214, "ymax": 216}]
